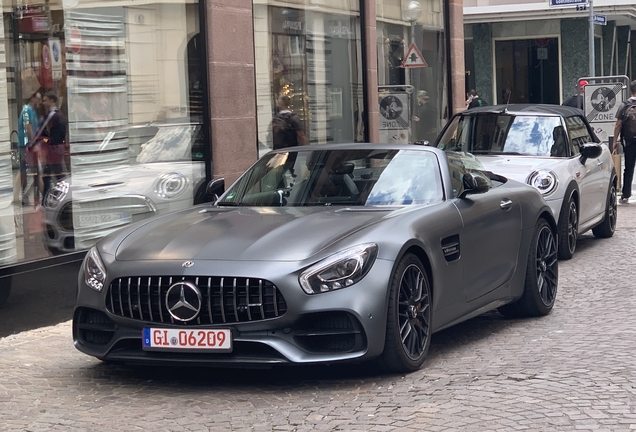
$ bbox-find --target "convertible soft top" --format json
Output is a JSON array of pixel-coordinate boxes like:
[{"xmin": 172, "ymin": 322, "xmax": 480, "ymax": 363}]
[{"xmin": 464, "ymin": 104, "xmax": 585, "ymax": 118}]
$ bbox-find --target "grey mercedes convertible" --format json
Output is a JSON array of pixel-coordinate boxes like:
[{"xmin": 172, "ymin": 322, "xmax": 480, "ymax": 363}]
[{"xmin": 74, "ymin": 144, "xmax": 558, "ymax": 373}]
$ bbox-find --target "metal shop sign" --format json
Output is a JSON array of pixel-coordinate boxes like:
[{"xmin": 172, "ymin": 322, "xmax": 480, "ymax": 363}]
[{"xmin": 549, "ymin": 0, "xmax": 587, "ymax": 7}]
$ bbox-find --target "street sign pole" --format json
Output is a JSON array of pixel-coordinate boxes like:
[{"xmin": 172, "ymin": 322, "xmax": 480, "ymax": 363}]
[{"xmin": 588, "ymin": 0, "xmax": 595, "ymax": 76}]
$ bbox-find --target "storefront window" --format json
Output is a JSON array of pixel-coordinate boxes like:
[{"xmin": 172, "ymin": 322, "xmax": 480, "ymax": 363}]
[
  {"xmin": 377, "ymin": 0, "xmax": 446, "ymax": 144},
  {"xmin": 1, "ymin": 0, "xmax": 206, "ymax": 265},
  {"xmin": 253, "ymin": 0, "xmax": 364, "ymax": 154}
]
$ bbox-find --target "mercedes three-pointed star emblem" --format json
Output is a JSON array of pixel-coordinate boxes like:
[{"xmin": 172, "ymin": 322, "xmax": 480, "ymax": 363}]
[{"xmin": 165, "ymin": 281, "xmax": 202, "ymax": 322}]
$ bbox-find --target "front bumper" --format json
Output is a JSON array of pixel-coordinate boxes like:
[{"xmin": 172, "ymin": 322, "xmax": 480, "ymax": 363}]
[{"xmin": 73, "ymin": 258, "xmax": 394, "ymax": 366}]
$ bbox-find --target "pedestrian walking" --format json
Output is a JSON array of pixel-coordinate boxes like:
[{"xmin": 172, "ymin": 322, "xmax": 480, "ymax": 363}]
[
  {"xmin": 563, "ymin": 80, "xmax": 588, "ymax": 110},
  {"xmin": 613, "ymin": 80, "xmax": 636, "ymax": 204},
  {"xmin": 271, "ymin": 95, "xmax": 306, "ymax": 150}
]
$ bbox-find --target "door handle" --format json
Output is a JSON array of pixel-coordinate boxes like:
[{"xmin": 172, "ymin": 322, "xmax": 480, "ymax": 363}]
[
  {"xmin": 500, "ymin": 199, "xmax": 513, "ymax": 211},
  {"xmin": 597, "ymin": 161, "xmax": 603, "ymax": 166}
]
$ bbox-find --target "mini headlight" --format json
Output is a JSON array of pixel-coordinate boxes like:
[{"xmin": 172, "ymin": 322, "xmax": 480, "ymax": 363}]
[
  {"xmin": 44, "ymin": 180, "xmax": 69, "ymax": 208},
  {"xmin": 527, "ymin": 169, "xmax": 558, "ymax": 196},
  {"xmin": 299, "ymin": 244, "xmax": 378, "ymax": 294},
  {"xmin": 155, "ymin": 172, "xmax": 188, "ymax": 199},
  {"xmin": 84, "ymin": 247, "xmax": 107, "ymax": 292}
]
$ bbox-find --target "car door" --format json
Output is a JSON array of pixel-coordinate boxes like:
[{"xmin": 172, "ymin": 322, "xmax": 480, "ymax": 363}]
[
  {"xmin": 565, "ymin": 116, "xmax": 606, "ymax": 222},
  {"xmin": 445, "ymin": 154, "xmax": 523, "ymax": 303}
]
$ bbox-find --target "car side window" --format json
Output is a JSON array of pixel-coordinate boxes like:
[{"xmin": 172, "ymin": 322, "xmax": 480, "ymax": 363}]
[{"xmin": 565, "ymin": 116, "xmax": 592, "ymax": 156}]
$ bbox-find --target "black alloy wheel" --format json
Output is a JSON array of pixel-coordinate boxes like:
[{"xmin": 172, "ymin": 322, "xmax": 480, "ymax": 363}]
[
  {"xmin": 380, "ymin": 254, "xmax": 432, "ymax": 373},
  {"xmin": 558, "ymin": 195, "xmax": 578, "ymax": 260},
  {"xmin": 592, "ymin": 181, "xmax": 617, "ymax": 238},
  {"xmin": 535, "ymin": 223, "xmax": 559, "ymax": 307},
  {"xmin": 498, "ymin": 218, "xmax": 558, "ymax": 318}
]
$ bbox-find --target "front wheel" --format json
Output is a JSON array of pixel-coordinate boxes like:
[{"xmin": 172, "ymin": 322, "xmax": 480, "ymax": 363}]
[
  {"xmin": 557, "ymin": 194, "xmax": 578, "ymax": 260},
  {"xmin": 499, "ymin": 218, "xmax": 558, "ymax": 318},
  {"xmin": 380, "ymin": 254, "xmax": 432, "ymax": 373},
  {"xmin": 592, "ymin": 181, "xmax": 617, "ymax": 238}
]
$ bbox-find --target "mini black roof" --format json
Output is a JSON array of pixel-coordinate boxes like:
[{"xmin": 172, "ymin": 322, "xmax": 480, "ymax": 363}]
[{"xmin": 461, "ymin": 104, "xmax": 584, "ymax": 118}]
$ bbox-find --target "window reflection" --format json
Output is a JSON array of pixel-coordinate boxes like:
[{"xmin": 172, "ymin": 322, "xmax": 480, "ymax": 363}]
[
  {"xmin": 2, "ymin": 0, "xmax": 205, "ymax": 263},
  {"xmin": 254, "ymin": 2, "xmax": 364, "ymax": 154},
  {"xmin": 376, "ymin": 0, "xmax": 446, "ymax": 144}
]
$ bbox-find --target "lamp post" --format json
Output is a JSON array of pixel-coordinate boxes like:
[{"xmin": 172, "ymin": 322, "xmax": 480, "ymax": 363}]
[{"xmin": 403, "ymin": 1, "xmax": 422, "ymax": 141}]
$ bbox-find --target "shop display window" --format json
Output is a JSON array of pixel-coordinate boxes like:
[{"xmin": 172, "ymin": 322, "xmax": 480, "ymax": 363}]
[{"xmin": 0, "ymin": 0, "xmax": 207, "ymax": 265}]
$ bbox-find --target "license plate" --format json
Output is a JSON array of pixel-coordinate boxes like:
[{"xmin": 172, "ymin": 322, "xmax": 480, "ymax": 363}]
[
  {"xmin": 77, "ymin": 212, "xmax": 131, "ymax": 227},
  {"xmin": 142, "ymin": 328, "xmax": 232, "ymax": 352}
]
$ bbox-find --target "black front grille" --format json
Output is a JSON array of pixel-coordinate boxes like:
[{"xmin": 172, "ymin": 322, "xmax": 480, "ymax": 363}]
[{"xmin": 106, "ymin": 276, "xmax": 287, "ymax": 325}]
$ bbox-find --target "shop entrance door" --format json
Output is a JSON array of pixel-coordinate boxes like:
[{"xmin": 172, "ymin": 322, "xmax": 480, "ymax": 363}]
[{"xmin": 494, "ymin": 38, "xmax": 560, "ymax": 105}]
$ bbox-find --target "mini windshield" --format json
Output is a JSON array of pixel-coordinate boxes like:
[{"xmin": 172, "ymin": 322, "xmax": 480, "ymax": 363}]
[
  {"xmin": 218, "ymin": 149, "xmax": 444, "ymax": 207},
  {"xmin": 437, "ymin": 114, "xmax": 566, "ymax": 157}
]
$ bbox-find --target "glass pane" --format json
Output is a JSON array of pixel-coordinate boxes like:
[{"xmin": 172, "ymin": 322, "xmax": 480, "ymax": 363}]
[
  {"xmin": 495, "ymin": 38, "xmax": 560, "ymax": 105},
  {"xmin": 376, "ymin": 0, "xmax": 446, "ymax": 144},
  {"xmin": 1, "ymin": 0, "xmax": 205, "ymax": 264},
  {"xmin": 253, "ymin": 1, "xmax": 363, "ymax": 155}
]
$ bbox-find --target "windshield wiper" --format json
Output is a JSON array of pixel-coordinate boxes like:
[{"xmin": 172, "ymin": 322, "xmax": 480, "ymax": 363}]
[{"xmin": 216, "ymin": 201, "xmax": 241, "ymax": 207}]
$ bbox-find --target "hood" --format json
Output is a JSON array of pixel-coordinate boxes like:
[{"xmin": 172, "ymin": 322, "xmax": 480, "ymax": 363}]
[
  {"xmin": 114, "ymin": 206, "xmax": 393, "ymax": 262},
  {"xmin": 476, "ymin": 155, "xmax": 564, "ymax": 183}
]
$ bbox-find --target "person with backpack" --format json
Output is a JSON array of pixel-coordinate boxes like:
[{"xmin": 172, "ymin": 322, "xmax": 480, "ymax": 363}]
[
  {"xmin": 613, "ymin": 80, "xmax": 636, "ymax": 204},
  {"xmin": 271, "ymin": 95, "xmax": 306, "ymax": 150},
  {"xmin": 466, "ymin": 89, "xmax": 488, "ymax": 109}
]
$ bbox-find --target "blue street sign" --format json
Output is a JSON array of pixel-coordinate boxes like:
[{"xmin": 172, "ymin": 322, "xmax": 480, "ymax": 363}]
[
  {"xmin": 549, "ymin": 0, "xmax": 587, "ymax": 7},
  {"xmin": 594, "ymin": 14, "xmax": 607, "ymax": 25}
]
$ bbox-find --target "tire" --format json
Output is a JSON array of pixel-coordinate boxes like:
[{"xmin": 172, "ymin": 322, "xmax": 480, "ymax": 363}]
[
  {"xmin": 592, "ymin": 180, "xmax": 617, "ymax": 238},
  {"xmin": 557, "ymin": 193, "xmax": 578, "ymax": 260},
  {"xmin": 379, "ymin": 253, "xmax": 432, "ymax": 373},
  {"xmin": 498, "ymin": 218, "xmax": 558, "ymax": 318}
]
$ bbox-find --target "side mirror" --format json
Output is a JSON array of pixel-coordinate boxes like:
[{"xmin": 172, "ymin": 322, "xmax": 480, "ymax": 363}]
[
  {"xmin": 205, "ymin": 178, "xmax": 225, "ymax": 202},
  {"xmin": 460, "ymin": 172, "xmax": 490, "ymax": 198},
  {"xmin": 579, "ymin": 142, "xmax": 603, "ymax": 164}
]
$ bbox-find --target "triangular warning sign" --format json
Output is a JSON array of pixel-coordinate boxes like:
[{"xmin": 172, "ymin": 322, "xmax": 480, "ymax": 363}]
[{"xmin": 402, "ymin": 43, "xmax": 428, "ymax": 68}]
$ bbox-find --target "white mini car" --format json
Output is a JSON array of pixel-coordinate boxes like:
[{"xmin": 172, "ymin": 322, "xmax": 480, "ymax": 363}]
[
  {"xmin": 43, "ymin": 124, "xmax": 206, "ymax": 254},
  {"xmin": 436, "ymin": 104, "xmax": 617, "ymax": 259}
]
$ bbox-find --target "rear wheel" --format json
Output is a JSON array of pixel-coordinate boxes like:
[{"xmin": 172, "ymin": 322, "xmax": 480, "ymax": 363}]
[
  {"xmin": 592, "ymin": 181, "xmax": 617, "ymax": 238},
  {"xmin": 499, "ymin": 218, "xmax": 558, "ymax": 318},
  {"xmin": 557, "ymin": 194, "xmax": 578, "ymax": 260},
  {"xmin": 380, "ymin": 254, "xmax": 432, "ymax": 373}
]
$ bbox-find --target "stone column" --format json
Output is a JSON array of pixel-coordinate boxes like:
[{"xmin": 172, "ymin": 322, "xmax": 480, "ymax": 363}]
[
  {"xmin": 473, "ymin": 24, "xmax": 493, "ymax": 106},
  {"xmin": 447, "ymin": 0, "xmax": 465, "ymax": 114},
  {"xmin": 206, "ymin": 0, "xmax": 258, "ymax": 185},
  {"xmin": 363, "ymin": 0, "xmax": 379, "ymax": 143},
  {"xmin": 560, "ymin": 18, "xmax": 588, "ymax": 103}
]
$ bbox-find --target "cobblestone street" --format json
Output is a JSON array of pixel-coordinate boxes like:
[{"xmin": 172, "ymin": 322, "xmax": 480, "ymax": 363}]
[{"xmin": 1, "ymin": 204, "xmax": 636, "ymax": 432}]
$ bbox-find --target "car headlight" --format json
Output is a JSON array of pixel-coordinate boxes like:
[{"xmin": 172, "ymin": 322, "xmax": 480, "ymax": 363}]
[
  {"xmin": 527, "ymin": 169, "xmax": 558, "ymax": 196},
  {"xmin": 155, "ymin": 172, "xmax": 188, "ymax": 199},
  {"xmin": 44, "ymin": 180, "xmax": 69, "ymax": 208},
  {"xmin": 84, "ymin": 247, "xmax": 107, "ymax": 292},
  {"xmin": 299, "ymin": 243, "xmax": 378, "ymax": 294}
]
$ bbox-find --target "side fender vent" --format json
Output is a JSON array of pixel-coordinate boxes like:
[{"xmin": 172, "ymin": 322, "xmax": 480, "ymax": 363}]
[{"xmin": 441, "ymin": 234, "xmax": 461, "ymax": 262}]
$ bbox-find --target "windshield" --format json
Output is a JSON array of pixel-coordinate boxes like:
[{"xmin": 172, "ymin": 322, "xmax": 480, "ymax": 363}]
[
  {"xmin": 437, "ymin": 114, "xmax": 565, "ymax": 157},
  {"xmin": 219, "ymin": 149, "xmax": 444, "ymax": 207}
]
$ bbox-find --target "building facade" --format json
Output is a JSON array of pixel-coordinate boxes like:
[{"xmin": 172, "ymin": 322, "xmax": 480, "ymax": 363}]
[
  {"xmin": 464, "ymin": 0, "xmax": 636, "ymax": 106},
  {"xmin": 0, "ymin": 0, "xmax": 463, "ymax": 299}
]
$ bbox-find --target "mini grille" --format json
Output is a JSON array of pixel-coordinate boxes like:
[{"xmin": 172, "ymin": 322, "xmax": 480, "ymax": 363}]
[{"xmin": 105, "ymin": 276, "xmax": 287, "ymax": 325}]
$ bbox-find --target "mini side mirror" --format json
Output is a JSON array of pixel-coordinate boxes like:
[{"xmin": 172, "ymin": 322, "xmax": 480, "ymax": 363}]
[
  {"xmin": 205, "ymin": 178, "xmax": 225, "ymax": 202},
  {"xmin": 579, "ymin": 142, "xmax": 603, "ymax": 164}
]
